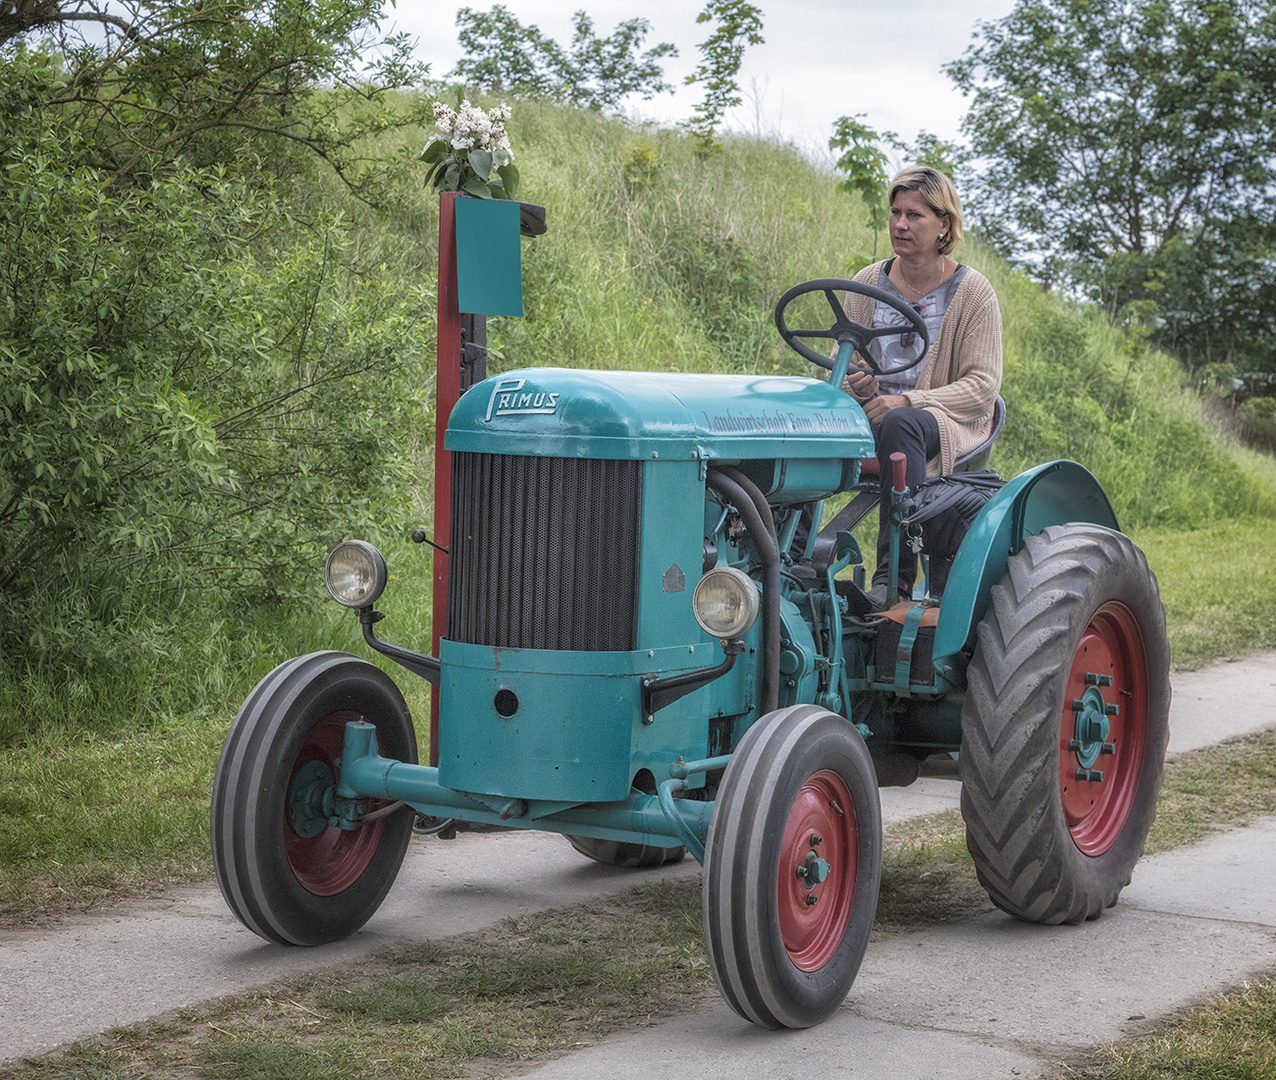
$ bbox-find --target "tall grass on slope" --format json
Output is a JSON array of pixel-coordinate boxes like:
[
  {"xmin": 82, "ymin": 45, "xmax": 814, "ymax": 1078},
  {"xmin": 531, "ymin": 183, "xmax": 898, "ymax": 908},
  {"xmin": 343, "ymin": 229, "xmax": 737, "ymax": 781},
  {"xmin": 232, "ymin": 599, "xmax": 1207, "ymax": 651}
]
[
  {"xmin": 986, "ymin": 267, "xmax": 1276, "ymax": 528},
  {"xmin": 389, "ymin": 92, "xmax": 1276, "ymax": 533}
]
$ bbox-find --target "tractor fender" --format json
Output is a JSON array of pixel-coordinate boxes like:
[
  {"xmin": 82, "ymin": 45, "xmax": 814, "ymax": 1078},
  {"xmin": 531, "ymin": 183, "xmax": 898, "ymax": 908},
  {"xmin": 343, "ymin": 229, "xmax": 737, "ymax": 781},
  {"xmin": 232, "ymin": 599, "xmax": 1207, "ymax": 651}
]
[{"xmin": 931, "ymin": 460, "xmax": 1119, "ymax": 665}]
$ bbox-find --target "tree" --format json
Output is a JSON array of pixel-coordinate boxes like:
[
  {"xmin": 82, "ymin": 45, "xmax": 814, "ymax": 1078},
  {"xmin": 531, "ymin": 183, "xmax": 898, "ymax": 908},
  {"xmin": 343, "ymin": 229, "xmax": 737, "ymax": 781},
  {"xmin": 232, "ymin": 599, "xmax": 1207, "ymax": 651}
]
[
  {"xmin": 829, "ymin": 115, "xmax": 895, "ymax": 257},
  {"xmin": 829, "ymin": 119, "xmax": 968, "ymax": 258},
  {"xmin": 450, "ymin": 5, "xmax": 569, "ymax": 99},
  {"xmin": 1, "ymin": 0, "xmax": 431, "ymax": 197},
  {"xmin": 565, "ymin": 11, "xmax": 677, "ymax": 110},
  {"xmin": 451, "ymin": 5, "xmax": 676, "ymax": 112},
  {"xmin": 684, "ymin": 0, "xmax": 764, "ymax": 152},
  {"xmin": 946, "ymin": 0, "xmax": 1276, "ymax": 381}
]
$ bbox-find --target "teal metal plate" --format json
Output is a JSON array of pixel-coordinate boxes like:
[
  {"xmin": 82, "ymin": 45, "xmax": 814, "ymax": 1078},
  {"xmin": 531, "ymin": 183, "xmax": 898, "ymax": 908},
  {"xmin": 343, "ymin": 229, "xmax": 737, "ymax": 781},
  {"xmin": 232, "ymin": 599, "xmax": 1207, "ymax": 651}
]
[
  {"xmin": 436, "ymin": 638, "xmax": 751, "ymax": 803},
  {"xmin": 456, "ymin": 197, "xmax": 523, "ymax": 316}
]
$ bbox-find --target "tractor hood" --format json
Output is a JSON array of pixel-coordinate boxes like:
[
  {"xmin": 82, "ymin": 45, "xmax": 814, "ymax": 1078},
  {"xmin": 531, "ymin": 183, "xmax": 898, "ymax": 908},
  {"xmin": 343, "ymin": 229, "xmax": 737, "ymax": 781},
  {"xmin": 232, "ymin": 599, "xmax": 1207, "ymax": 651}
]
[{"xmin": 444, "ymin": 367, "xmax": 873, "ymax": 462}]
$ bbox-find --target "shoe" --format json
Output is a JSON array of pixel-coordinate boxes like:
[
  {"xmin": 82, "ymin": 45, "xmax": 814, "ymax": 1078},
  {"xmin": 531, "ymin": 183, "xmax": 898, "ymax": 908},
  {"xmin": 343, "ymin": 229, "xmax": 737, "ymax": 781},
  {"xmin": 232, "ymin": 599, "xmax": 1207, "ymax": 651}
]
[
  {"xmin": 863, "ymin": 583, "xmax": 911, "ymax": 610},
  {"xmin": 837, "ymin": 579, "xmax": 912, "ymax": 617}
]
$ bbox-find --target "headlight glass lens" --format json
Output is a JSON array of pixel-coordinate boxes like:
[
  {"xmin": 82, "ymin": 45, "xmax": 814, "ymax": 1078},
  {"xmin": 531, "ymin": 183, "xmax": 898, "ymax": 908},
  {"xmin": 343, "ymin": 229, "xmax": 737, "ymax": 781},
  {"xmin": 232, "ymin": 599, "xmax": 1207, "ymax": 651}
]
[
  {"xmin": 692, "ymin": 566, "xmax": 760, "ymax": 640},
  {"xmin": 325, "ymin": 540, "xmax": 387, "ymax": 608}
]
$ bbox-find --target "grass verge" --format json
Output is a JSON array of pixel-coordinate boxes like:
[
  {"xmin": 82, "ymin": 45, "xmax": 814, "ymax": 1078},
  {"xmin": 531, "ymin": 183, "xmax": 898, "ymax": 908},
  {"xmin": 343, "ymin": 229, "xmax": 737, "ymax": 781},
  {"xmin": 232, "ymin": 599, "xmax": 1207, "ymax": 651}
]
[
  {"xmin": 5, "ymin": 730, "xmax": 1275, "ymax": 1079},
  {"xmin": 1054, "ymin": 977, "xmax": 1276, "ymax": 1079},
  {"xmin": 1131, "ymin": 519, "xmax": 1276, "ymax": 670}
]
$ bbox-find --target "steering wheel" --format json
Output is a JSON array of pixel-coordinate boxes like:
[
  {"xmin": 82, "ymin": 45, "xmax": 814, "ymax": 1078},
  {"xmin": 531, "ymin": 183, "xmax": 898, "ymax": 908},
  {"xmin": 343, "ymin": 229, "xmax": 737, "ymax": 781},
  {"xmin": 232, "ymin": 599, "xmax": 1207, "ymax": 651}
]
[{"xmin": 774, "ymin": 277, "xmax": 930, "ymax": 377}]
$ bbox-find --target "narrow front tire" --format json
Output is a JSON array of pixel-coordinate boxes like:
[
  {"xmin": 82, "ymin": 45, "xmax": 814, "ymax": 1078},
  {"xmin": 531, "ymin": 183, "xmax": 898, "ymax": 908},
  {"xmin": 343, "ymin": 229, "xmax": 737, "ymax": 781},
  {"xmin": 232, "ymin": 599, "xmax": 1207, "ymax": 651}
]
[
  {"xmin": 211, "ymin": 651, "xmax": 417, "ymax": 945},
  {"xmin": 703, "ymin": 705, "xmax": 882, "ymax": 1028}
]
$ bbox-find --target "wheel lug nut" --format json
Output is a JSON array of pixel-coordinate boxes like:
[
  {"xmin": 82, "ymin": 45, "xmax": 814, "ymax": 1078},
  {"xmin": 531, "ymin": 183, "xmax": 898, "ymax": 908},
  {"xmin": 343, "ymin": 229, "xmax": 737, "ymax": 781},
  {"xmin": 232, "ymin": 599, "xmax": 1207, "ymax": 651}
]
[{"xmin": 806, "ymin": 893, "xmax": 818, "ymax": 906}]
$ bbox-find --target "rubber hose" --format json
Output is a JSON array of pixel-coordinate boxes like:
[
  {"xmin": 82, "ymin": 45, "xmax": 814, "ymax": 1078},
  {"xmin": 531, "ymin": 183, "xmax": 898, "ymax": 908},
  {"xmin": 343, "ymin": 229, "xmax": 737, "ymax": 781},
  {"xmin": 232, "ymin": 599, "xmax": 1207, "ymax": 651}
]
[{"xmin": 706, "ymin": 467, "xmax": 780, "ymax": 715}]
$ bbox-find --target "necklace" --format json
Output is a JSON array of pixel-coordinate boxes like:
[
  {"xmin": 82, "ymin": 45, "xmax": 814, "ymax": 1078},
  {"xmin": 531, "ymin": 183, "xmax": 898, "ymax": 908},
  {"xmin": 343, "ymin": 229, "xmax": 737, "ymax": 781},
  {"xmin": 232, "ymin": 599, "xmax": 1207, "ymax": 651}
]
[{"xmin": 895, "ymin": 258, "xmax": 946, "ymax": 299}]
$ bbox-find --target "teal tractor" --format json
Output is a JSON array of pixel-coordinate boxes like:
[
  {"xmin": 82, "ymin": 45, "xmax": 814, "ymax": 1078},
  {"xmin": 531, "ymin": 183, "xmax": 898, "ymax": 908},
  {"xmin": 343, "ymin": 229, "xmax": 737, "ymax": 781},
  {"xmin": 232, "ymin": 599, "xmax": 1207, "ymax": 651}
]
[{"xmin": 211, "ymin": 273, "xmax": 1171, "ymax": 1030}]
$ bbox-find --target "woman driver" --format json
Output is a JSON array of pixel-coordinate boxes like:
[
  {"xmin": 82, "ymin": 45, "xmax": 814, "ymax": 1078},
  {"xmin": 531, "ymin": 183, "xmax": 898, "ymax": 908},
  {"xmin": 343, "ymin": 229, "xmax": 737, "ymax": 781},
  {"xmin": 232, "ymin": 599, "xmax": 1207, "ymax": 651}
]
[{"xmin": 842, "ymin": 166, "xmax": 1003, "ymax": 606}]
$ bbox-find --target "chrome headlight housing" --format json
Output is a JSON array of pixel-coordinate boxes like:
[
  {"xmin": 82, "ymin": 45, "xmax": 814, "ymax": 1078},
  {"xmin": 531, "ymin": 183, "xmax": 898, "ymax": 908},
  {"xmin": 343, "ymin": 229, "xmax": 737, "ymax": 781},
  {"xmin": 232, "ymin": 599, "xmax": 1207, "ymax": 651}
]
[
  {"xmin": 324, "ymin": 540, "xmax": 388, "ymax": 609},
  {"xmin": 692, "ymin": 565, "xmax": 760, "ymax": 641}
]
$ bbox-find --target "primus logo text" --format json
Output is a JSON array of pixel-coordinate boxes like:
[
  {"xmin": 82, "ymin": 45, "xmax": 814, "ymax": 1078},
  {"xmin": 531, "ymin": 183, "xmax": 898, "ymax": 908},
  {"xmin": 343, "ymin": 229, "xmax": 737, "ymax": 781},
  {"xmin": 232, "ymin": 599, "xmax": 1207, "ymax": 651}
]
[{"xmin": 484, "ymin": 377, "xmax": 559, "ymax": 421}]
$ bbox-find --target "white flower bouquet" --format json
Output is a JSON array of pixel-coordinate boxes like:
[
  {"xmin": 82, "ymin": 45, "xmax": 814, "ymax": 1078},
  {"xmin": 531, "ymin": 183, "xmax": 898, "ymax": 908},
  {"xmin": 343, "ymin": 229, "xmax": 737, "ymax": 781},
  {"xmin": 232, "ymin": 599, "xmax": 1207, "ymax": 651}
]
[{"xmin": 420, "ymin": 101, "xmax": 519, "ymax": 200}]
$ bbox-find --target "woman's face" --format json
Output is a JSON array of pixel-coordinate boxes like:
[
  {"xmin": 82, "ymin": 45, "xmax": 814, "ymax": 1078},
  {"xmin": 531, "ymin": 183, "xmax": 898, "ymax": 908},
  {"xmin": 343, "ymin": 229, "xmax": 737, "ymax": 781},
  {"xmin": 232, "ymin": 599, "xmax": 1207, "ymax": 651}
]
[{"xmin": 889, "ymin": 189, "xmax": 949, "ymax": 258}]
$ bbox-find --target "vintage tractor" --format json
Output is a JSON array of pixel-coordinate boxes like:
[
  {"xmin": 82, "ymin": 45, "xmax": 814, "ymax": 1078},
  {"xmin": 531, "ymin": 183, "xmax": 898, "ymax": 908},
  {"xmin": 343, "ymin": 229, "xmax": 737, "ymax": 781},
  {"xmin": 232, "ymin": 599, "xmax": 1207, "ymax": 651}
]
[{"xmin": 210, "ymin": 202, "xmax": 1170, "ymax": 1030}]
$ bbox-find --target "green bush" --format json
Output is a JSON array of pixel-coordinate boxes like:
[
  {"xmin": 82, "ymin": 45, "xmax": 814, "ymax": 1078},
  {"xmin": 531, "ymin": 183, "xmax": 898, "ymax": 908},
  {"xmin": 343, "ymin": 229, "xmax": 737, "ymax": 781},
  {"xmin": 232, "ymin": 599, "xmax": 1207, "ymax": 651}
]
[{"xmin": 0, "ymin": 71, "xmax": 431, "ymax": 670}]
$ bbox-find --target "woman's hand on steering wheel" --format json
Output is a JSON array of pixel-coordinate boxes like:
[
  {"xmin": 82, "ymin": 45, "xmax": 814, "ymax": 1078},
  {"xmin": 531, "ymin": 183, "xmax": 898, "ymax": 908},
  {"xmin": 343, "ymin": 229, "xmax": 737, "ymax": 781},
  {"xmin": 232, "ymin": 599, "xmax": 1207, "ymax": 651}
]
[
  {"xmin": 843, "ymin": 361, "xmax": 878, "ymax": 401},
  {"xmin": 774, "ymin": 277, "xmax": 929, "ymax": 377}
]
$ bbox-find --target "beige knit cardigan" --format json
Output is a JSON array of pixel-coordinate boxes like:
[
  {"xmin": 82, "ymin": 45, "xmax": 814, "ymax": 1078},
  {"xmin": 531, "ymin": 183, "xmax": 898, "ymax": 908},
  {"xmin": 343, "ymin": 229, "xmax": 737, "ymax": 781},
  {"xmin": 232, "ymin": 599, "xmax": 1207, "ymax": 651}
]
[{"xmin": 843, "ymin": 261, "xmax": 1003, "ymax": 477}]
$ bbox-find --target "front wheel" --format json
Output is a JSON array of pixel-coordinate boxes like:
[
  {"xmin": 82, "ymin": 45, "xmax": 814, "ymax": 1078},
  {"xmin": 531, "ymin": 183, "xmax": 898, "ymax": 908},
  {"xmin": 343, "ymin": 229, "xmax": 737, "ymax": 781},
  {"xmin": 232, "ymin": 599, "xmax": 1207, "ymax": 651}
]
[
  {"xmin": 211, "ymin": 651, "xmax": 417, "ymax": 945},
  {"xmin": 703, "ymin": 705, "xmax": 882, "ymax": 1029},
  {"xmin": 959, "ymin": 524, "xmax": 1170, "ymax": 924}
]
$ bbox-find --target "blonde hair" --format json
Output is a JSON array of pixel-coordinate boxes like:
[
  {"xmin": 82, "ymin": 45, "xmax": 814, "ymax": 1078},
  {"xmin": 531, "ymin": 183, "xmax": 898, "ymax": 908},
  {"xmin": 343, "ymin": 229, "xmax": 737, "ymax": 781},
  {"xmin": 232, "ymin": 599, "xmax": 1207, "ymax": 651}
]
[{"xmin": 889, "ymin": 167, "xmax": 963, "ymax": 256}]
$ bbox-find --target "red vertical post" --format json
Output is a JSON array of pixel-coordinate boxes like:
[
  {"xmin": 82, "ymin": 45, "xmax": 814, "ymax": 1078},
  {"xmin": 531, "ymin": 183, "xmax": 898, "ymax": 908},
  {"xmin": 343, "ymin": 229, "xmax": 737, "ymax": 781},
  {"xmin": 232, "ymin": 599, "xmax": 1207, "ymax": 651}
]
[{"xmin": 431, "ymin": 192, "xmax": 462, "ymax": 767}]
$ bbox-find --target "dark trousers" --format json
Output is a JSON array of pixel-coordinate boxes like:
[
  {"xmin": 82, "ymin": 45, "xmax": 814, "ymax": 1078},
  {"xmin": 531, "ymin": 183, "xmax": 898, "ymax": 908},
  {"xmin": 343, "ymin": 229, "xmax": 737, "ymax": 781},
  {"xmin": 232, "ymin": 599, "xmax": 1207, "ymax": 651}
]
[{"xmin": 873, "ymin": 407, "xmax": 940, "ymax": 590}]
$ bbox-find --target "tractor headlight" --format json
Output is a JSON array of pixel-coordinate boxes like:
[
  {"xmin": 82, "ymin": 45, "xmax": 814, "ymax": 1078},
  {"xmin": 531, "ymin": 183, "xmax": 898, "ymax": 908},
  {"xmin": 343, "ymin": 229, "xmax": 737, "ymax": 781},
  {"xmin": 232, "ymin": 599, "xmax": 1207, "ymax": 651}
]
[
  {"xmin": 692, "ymin": 566, "xmax": 760, "ymax": 641},
  {"xmin": 325, "ymin": 540, "xmax": 388, "ymax": 609}
]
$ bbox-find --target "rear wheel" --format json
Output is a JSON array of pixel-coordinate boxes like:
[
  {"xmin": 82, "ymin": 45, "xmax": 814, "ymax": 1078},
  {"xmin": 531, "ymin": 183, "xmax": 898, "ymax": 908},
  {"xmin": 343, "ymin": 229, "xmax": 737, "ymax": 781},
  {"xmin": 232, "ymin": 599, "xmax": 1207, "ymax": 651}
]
[
  {"xmin": 959, "ymin": 524, "xmax": 1170, "ymax": 924},
  {"xmin": 211, "ymin": 651, "xmax": 417, "ymax": 945},
  {"xmin": 565, "ymin": 835, "xmax": 686, "ymax": 868},
  {"xmin": 703, "ymin": 705, "xmax": 881, "ymax": 1029}
]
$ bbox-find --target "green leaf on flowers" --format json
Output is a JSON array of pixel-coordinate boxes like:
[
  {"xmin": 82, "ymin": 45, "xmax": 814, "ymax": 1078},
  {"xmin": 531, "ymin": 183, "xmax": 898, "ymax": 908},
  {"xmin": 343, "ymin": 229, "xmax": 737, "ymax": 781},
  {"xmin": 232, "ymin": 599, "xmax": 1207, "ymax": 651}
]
[
  {"xmin": 461, "ymin": 175, "xmax": 491, "ymax": 198},
  {"xmin": 444, "ymin": 162, "xmax": 460, "ymax": 190},
  {"xmin": 423, "ymin": 159, "xmax": 447, "ymax": 190},
  {"xmin": 419, "ymin": 138, "xmax": 447, "ymax": 164},
  {"xmin": 497, "ymin": 162, "xmax": 519, "ymax": 199},
  {"xmin": 467, "ymin": 148, "xmax": 493, "ymax": 180}
]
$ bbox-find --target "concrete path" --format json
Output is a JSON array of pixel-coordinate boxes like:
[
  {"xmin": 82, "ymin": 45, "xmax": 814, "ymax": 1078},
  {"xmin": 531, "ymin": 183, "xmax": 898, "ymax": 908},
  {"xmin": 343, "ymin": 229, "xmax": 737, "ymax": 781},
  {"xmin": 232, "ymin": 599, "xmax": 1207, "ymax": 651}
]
[
  {"xmin": 3, "ymin": 652, "xmax": 1276, "ymax": 1070},
  {"xmin": 508, "ymin": 819, "xmax": 1276, "ymax": 1080}
]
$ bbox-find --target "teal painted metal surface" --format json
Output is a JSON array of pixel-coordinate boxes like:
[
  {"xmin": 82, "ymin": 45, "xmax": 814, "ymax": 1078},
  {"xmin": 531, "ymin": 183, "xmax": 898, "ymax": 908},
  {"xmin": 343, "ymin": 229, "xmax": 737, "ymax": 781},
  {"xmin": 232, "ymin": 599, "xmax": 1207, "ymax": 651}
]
[
  {"xmin": 777, "ymin": 594, "xmax": 820, "ymax": 708},
  {"xmin": 893, "ymin": 605, "xmax": 928, "ymax": 693},
  {"xmin": 658, "ymin": 755, "xmax": 732, "ymax": 862},
  {"xmin": 635, "ymin": 459, "xmax": 713, "ymax": 649},
  {"xmin": 437, "ymin": 636, "xmax": 755, "ymax": 803},
  {"xmin": 931, "ymin": 460, "xmax": 1120, "ymax": 664},
  {"xmin": 445, "ymin": 367, "xmax": 873, "ymax": 467},
  {"xmin": 455, "ymin": 197, "xmax": 523, "ymax": 316},
  {"xmin": 337, "ymin": 721, "xmax": 708, "ymax": 851},
  {"xmin": 1070, "ymin": 672, "xmax": 1117, "ymax": 776},
  {"xmin": 733, "ymin": 457, "xmax": 855, "ymax": 503}
]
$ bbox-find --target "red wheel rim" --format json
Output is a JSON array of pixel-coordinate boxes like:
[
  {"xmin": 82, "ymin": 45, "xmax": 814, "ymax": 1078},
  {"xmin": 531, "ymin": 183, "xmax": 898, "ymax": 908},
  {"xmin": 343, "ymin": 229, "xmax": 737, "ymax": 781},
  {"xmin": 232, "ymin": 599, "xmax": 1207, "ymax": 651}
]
[
  {"xmin": 284, "ymin": 710, "xmax": 387, "ymax": 896},
  {"xmin": 776, "ymin": 769, "xmax": 859, "ymax": 971},
  {"xmin": 1058, "ymin": 602, "xmax": 1149, "ymax": 856}
]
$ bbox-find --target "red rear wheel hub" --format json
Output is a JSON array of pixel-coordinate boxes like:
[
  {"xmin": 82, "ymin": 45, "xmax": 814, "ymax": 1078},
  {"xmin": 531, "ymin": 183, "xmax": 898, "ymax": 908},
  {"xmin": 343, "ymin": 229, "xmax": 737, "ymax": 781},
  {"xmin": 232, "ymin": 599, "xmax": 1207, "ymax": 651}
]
[{"xmin": 1058, "ymin": 602, "xmax": 1149, "ymax": 855}]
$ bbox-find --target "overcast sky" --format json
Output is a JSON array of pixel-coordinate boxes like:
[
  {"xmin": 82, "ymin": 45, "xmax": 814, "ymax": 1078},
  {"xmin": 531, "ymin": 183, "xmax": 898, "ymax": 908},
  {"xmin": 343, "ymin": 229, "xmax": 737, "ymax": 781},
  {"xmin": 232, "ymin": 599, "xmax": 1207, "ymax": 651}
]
[{"xmin": 389, "ymin": 0, "xmax": 1019, "ymax": 164}]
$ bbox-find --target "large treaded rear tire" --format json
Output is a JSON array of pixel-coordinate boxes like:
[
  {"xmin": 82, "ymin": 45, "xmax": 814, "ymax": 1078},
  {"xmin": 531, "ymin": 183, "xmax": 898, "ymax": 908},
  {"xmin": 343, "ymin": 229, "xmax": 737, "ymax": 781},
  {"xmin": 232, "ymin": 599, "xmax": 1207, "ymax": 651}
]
[
  {"xmin": 959, "ymin": 524, "xmax": 1170, "ymax": 924},
  {"xmin": 703, "ymin": 705, "xmax": 881, "ymax": 1028},
  {"xmin": 211, "ymin": 651, "xmax": 417, "ymax": 945}
]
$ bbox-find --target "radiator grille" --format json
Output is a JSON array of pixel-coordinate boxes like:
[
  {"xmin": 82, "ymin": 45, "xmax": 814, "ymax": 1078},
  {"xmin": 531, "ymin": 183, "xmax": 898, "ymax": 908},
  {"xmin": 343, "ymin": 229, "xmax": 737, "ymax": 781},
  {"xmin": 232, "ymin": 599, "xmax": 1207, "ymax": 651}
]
[{"xmin": 447, "ymin": 452, "xmax": 642, "ymax": 650}]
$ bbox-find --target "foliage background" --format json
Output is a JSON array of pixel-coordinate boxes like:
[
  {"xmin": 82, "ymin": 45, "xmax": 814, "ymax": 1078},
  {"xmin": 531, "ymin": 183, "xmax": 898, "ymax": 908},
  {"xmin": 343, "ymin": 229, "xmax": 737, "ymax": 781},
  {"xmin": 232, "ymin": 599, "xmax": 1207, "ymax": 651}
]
[
  {"xmin": 4, "ymin": 78, "xmax": 1276, "ymax": 732},
  {"xmin": 3, "ymin": 42, "xmax": 1276, "ymax": 907}
]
